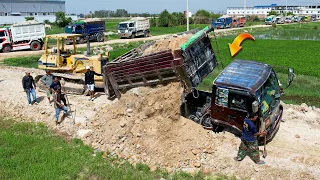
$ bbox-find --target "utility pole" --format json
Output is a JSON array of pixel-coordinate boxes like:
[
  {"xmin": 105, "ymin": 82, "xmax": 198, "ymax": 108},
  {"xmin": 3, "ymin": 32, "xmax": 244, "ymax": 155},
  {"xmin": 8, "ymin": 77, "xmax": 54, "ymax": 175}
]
[
  {"xmin": 244, "ymin": 0, "xmax": 246, "ymax": 17},
  {"xmin": 286, "ymin": 0, "xmax": 288, "ymax": 16},
  {"xmin": 187, "ymin": 0, "xmax": 189, "ymax": 31}
]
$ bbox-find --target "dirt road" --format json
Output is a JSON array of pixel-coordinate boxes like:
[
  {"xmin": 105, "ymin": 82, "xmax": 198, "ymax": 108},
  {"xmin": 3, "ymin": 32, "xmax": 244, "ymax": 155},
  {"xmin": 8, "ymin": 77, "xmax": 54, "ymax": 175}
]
[{"xmin": 0, "ymin": 66, "xmax": 319, "ymax": 179}]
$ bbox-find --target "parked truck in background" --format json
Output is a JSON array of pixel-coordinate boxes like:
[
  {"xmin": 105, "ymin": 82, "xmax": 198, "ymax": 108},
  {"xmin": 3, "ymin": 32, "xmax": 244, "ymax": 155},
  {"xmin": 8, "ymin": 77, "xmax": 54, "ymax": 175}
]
[
  {"xmin": 265, "ymin": 15, "xmax": 275, "ymax": 25},
  {"xmin": 311, "ymin": 15, "xmax": 317, "ymax": 21},
  {"xmin": 212, "ymin": 15, "xmax": 233, "ymax": 29},
  {"xmin": 232, "ymin": 16, "xmax": 246, "ymax": 27},
  {"xmin": 275, "ymin": 16, "xmax": 285, "ymax": 24},
  {"xmin": 118, "ymin": 17, "xmax": 150, "ymax": 38},
  {"xmin": 285, "ymin": 15, "xmax": 294, "ymax": 23},
  {"xmin": 64, "ymin": 18, "xmax": 106, "ymax": 44},
  {"xmin": 0, "ymin": 21, "xmax": 45, "ymax": 53},
  {"xmin": 102, "ymin": 26, "xmax": 295, "ymax": 145}
]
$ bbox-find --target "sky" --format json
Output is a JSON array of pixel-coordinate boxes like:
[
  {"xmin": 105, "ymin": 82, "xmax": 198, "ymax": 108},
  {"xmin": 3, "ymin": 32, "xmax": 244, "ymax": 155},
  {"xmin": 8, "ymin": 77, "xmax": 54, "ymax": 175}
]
[{"xmin": 65, "ymin": 0, "xmax": 320, "ymax": 14}]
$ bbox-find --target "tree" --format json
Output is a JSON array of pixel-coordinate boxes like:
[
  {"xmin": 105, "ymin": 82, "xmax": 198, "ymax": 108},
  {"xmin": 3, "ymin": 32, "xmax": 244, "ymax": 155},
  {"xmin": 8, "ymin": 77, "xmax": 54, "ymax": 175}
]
[
  {"xmin": 285, "ymin": 12, "xmax": 295, "ymax": 16},
  {"xmin": 158, "ymin": 9, "xmax": 171, "ymax": 27},
  {"xmin": 55, "ymin": 11, "xmax": 72, "ymax": 27},
  {"xmin": 115, "ymin": 9, "xmax": 129, "ymax": 17},
  {"xmin": 268, "ymin": 11, "xmax": 279, "ymax": 16}
]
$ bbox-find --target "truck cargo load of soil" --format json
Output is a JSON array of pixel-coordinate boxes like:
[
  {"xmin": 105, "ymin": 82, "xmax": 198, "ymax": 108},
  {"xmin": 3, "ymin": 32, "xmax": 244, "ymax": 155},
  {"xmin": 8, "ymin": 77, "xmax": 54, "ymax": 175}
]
[{"xmin": 142, "ymin": 34, "xmax": 192, "ymax": 55}]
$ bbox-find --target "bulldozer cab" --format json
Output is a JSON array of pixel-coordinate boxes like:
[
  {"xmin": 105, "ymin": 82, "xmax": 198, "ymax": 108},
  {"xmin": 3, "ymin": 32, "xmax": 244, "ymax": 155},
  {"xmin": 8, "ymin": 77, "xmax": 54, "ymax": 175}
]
[{"xmin": 38, "ymin": 34, "xmax": 82, "ymax": 71}]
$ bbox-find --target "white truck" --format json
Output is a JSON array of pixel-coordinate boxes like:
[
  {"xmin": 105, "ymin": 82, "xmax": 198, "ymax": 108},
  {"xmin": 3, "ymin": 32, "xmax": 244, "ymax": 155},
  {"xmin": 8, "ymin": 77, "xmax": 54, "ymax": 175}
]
[
  {"xmin": 118, "ymin": 17, "xmax": 150, "ymax": 38},
  {"xmin": 0, "ymin": 21, "xmax": 45, "ymax": 53}
]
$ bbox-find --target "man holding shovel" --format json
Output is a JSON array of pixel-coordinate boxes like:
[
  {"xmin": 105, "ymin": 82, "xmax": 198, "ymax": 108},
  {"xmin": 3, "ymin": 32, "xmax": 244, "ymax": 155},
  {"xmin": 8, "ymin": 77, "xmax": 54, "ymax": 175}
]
[{"xmin": 234, "ymin": 114, "xmax": 267, "ymax": 164}]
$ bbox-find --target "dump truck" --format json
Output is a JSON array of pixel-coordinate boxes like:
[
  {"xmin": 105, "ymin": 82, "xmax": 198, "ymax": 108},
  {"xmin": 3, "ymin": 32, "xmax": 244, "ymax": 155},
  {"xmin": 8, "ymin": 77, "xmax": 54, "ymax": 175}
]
[
  {"xmin": 211, "ymin": 15, "xmax": 233, "ymax": 29},
  {"xmin": 0, "ymin": 21, "xmax": 45, "ymax": 53},
  {"xmin": 285, "ymin": 15, "xmax": 294, "ymax": 23},
  {"xmin": 118, "ymin": 17, "xmax": 150, "ymax": 38},
  {"xmin": 102, "ymin": 26, "xmax": 295, "ymax": 145},
  {"xmin": 36, "ymin": 33, "xmax": 109, "ymax": 94},
  {"xmin": 265, "ymin": 15, "xmax": 275, "ymax": 25},
  {"xmin": 64, "ymin": 18, "xmax": 106, "ymax": 44},
  {"xmin": 232, "ymin": 16, "xmax": 246, "ymax": 27}
]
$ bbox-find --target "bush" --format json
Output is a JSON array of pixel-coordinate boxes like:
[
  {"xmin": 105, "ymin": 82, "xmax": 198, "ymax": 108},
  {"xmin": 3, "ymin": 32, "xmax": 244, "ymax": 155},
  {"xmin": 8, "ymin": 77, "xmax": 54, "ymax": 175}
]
[
  {"xmin": 24, "ymin": 17, "xmax": 34, "ymax": 21},
  {"xmin": 43, "ymin": 19, "xmax": 51, "ymax": 24},
  {"xmin": 272, "ymin": 23, "xmax": 277, "ymax": 28}
]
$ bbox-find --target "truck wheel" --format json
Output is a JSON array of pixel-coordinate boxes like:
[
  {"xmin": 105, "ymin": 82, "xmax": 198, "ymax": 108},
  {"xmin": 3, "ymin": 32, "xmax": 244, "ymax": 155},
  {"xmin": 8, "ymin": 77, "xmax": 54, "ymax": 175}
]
[
  {"xmin": 96, "ymin": 33, "xmax": 104, "ymax": 42},
  {"xmin": 78, "ymin": 37, "xmax": 84, "ymax": 44},
  {"xmin": 130, "ymin": 33, "xmax": 135, "ymax": 39},
  {"xmin": 2, "ymin": 45, "xmax": 11, "ymax": 53},
  {"xmin": 30, "ymin": 41, "xmax": 42, "ymax": 51}
]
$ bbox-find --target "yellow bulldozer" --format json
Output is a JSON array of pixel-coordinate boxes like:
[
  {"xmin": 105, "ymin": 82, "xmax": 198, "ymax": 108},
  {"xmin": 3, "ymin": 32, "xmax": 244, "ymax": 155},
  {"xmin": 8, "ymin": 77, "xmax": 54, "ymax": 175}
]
[{"xmin": 36, "ymin": 34, "xmax": 109, "ymax": 94}]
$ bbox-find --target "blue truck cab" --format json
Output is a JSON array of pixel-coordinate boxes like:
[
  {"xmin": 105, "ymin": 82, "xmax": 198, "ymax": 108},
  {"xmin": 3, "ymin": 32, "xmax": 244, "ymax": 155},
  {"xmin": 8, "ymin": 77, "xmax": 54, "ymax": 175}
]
[
  {"xmin": 212, "ymin": 16, "xmax": 233, "ymax": 29},
  {"xmin": 65, "ymin": 20, "xmax": 106, "ymax": 44}
]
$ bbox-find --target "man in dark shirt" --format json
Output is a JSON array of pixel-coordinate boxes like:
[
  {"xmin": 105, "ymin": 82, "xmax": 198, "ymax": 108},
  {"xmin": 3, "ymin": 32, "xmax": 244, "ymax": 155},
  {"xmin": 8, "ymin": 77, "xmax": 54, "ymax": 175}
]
[
  {"xmin": 53, "ymin": 86, "xmax": 69, "ymax": 125},
  {"xmin": 22, "ymin": 72, "xmax": 38, "ymax": 106},
  {"xmin": 50, "ymin": 76, "xmax": 67, "ymax": 106},
  {"xmin": 235, "ymin": 114, "xmax": 267, "ymax": 164},
  {"xmin": 85, "ymin": 66, "xmax": 102, "ymax": 101}
]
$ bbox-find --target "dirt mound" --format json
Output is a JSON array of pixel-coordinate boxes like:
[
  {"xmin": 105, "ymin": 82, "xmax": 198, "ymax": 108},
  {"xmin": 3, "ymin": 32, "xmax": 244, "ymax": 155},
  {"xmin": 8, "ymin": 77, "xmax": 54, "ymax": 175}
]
[
  {"xmin": 143, "ymin": 34, "xmax": 192, "ymax": 55},
  {"xmin": 85, "ymin": 83, "xmax": 218, "ymax": 169}
]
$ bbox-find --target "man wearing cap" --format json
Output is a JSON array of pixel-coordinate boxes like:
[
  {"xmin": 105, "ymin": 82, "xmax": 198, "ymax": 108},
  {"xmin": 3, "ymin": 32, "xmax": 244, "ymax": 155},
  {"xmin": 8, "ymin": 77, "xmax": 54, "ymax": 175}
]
[
  {"xmin": 235, "ymin": 114, "xmax": 267, "ymax": 164},
  {"xmin": 85, "ymin": 66, "xmax": 102, "ymax": 101},
  {"xmin": 40, "ymin": 70, "xmax": 54, "ymax": 105},
  {"xmin": 22, "ymin": 72, "xmax": 38, "ymax": 106}
]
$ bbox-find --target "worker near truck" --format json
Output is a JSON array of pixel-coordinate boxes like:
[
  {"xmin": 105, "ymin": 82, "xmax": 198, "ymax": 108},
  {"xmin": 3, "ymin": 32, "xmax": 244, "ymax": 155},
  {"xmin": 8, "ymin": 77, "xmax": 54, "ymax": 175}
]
[
  {"xmin": 50, "ymin": 77, "xmax": 67, "ymax": 107},
  {"xmin": 85, "ymin": 66, "xmax": 102, "ymax": 101},
  {"xmin": 22, "ymin": 72, "xmax": 38, "ymax": 106},
  {"xmin": 53, "ymin": 86, "xmax": 69, "ymax": 126},
  {"xmin": 40, "ymin": 70, "xmax": 54, "ymax": 106},
  {"xmin": 235, "ymin": 114, "xmax": 267, "ymax": 164}
]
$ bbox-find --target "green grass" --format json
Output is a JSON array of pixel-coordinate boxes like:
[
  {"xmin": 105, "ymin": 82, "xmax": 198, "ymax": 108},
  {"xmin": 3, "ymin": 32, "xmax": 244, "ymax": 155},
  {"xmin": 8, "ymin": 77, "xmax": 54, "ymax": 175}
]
[
  {"xmin": 0, "ymin": 117, "xmax": 230, "ymax": 179},
  {"xmin": 3, "ymin": 56, "xmax": 40, "ymax": 68}
]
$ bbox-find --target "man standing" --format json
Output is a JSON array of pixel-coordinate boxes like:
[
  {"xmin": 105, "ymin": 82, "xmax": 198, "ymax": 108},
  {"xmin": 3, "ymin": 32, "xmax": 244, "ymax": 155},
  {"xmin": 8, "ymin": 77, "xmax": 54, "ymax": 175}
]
[
  {"xmin": 50, "ymin": 77, "xmax": 67, "ymax": 107},
  {"xmin": 235, "ymin": 114, "xmax": 267, "ymax": 164},
  {"xmin": 40, "ymin": 70, "xmax": 54, "ymax": 105},
  {"xmin": 22, "ymin": 72, "xmax": 38, "ymax": 106},
  {"xmin": 85, "ymin": 66, "xmax": 102, "ymax": 101},
  {"xmin": 53, "ymin": 86, "xmax": 69, "ymax": 126}
]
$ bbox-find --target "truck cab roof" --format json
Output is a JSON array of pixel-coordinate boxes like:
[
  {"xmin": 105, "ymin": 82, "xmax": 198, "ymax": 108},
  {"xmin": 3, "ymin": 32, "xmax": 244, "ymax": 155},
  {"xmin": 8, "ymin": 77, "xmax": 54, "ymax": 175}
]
[{"xmin": 214, "ymin": 60, "xmax": 271, "ymax": 93}]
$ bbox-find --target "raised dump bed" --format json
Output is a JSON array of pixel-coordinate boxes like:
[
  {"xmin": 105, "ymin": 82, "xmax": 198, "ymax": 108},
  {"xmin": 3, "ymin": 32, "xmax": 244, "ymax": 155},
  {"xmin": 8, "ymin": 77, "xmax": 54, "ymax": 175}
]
[{"xmin": 103, "ymin": 26, "xmax": 218, "ymax": 99}]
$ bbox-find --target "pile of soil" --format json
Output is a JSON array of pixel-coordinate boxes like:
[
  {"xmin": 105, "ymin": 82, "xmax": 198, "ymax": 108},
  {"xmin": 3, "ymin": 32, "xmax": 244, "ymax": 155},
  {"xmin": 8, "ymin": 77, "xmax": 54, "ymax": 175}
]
[
  {"xmin": 143, "ymin": 34, "xmax": 192, "ymax": 55},
  {"xmin": 84, "ymin": 83, "xmax": 218, "ymax": 170}
]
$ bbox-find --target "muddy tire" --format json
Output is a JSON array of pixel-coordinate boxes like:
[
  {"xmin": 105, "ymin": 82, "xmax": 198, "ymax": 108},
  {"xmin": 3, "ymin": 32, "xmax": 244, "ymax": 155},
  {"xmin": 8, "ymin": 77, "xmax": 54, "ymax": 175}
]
[
  {"xmin": 2, "ymin": 44, "xmax": 11, "ymax": 53},
  {"xmin": 30, "ymin": 41, "xmax": 42, "ymax": 51},
  {"xmin": 96, "ymin": 33, "xmax": 104, "ymax": 42}
]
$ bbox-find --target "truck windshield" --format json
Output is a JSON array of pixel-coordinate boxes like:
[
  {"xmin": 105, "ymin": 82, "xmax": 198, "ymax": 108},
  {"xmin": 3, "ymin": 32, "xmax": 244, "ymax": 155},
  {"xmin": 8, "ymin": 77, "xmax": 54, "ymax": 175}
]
[
  {"xmin": 260, "ymin": 71, "xmax": 280, "ymax": 117},
  {"xmin": 0, "ymin": 31, "xmax": 5, "ymax": 37},
  {"xmin": 217, "ymin": 18, "xmax": 224, "ymax": 22},
  {"xmin": 118, "ymin": 23, "xmax": 128, "ymax": 29}
]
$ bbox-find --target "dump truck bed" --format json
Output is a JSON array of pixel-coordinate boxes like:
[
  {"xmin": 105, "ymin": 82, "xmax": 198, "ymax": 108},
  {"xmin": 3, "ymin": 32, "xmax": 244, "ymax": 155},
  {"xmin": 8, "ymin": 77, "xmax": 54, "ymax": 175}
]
[{"xmin": 103, "ymin": 26, "xmax": 218, "ymax": 98}]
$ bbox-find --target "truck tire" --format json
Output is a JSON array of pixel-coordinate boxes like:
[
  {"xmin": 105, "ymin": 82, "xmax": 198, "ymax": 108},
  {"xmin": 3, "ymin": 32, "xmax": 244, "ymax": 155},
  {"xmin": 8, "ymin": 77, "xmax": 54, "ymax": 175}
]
[
  {"xmin": 30, "ymin": 41, "xmax": 42, "ymax": 51},
  {"xmin": 2, "ymin": 44, "xmax": 11, "ymax": 53},
  {"xmin": 78, "ymin": 37, "xmax": 84, "ymax": 44},
  {"xmin": 130, "ymin": 33, "xmax": 135, "ymax": 39},
  {"xmin": 96, "ymin": 33, "xmax": 104, "ymax": 42}
]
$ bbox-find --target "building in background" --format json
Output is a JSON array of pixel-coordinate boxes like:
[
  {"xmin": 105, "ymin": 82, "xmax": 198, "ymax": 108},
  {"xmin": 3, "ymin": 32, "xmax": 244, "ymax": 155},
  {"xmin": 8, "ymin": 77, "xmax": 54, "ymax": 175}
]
[
  {"xmin": 227, "ymin": 4, "xmax": 320, "ymax": 19},
  {"xmin": 0, "ymin": 0, "xmax": 77, "ymax": 25},
  {"xmin": 0, "ymin": 0, "xmax": 65, "ymax": 16}
]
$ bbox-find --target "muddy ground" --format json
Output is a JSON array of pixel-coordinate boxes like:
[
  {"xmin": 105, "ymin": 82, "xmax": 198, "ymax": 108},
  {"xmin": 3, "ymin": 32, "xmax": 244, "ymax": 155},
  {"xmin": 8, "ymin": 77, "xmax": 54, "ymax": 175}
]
[{"xmin": 0, "ymin": 66, "xmax": 320, "ymax": 179}]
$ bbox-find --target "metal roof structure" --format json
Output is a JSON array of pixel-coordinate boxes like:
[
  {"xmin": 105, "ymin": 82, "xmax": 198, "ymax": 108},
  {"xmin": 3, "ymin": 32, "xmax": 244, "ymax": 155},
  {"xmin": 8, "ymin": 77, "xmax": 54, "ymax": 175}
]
[{"xmin": 214, "ymin": 60, "xmax": 271, "ymax": 93}]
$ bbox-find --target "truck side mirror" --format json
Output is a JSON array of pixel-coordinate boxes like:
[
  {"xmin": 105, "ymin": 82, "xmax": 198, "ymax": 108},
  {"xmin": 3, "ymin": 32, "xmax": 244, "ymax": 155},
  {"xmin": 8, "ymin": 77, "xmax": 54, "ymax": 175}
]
[
  {"xmin": 287, "ymin": 67, "xmax": 295, "ymax": 88},
  {"xmin": 252, "ymin": 101, "xmax": 259, "ymax": 113}
]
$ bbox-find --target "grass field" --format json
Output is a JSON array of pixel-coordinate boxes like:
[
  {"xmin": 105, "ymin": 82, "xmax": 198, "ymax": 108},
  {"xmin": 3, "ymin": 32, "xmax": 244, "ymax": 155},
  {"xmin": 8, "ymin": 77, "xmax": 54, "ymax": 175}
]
[
  {"xmin": 0, "ymin": 117, "xmax": 229, "ymax": 180},
  {"xmin": 3, "ymin": 56, "xmax": 40, "ymax": 69}
]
